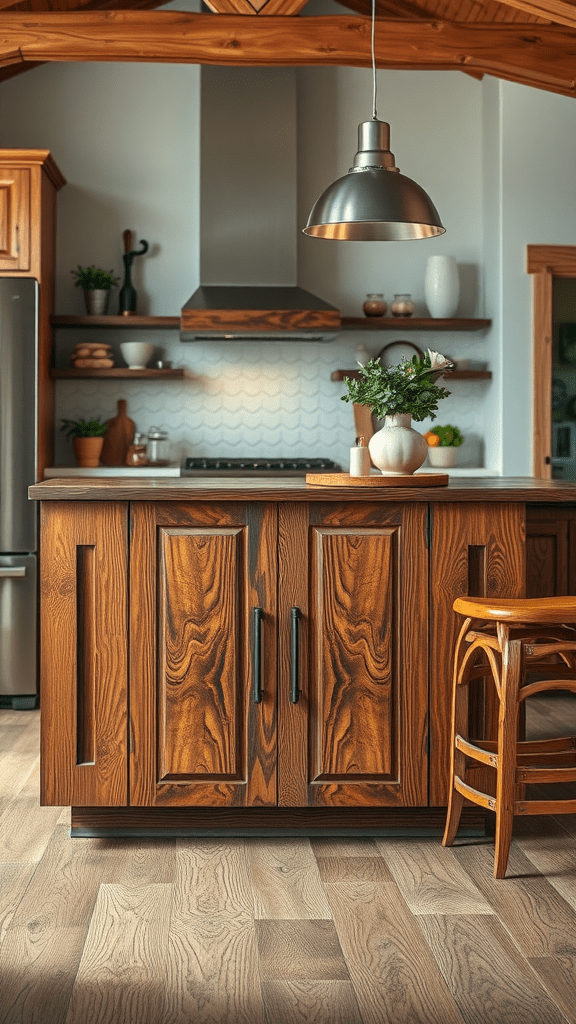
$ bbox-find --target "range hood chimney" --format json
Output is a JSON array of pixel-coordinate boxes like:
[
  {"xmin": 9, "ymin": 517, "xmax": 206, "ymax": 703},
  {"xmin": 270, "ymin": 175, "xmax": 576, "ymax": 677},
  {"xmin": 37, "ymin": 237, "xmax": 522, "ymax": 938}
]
[{"xmin": 180, "ymin": 67, "xmax": 341, "ymax": 342}]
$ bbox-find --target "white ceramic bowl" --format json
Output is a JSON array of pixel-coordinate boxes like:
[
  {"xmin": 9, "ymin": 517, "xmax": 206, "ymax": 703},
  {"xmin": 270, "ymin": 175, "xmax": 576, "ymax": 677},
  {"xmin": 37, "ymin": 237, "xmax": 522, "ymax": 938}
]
[{"xmin": 120, "ymin": 341, "xmax": 154, "ymax": 369}]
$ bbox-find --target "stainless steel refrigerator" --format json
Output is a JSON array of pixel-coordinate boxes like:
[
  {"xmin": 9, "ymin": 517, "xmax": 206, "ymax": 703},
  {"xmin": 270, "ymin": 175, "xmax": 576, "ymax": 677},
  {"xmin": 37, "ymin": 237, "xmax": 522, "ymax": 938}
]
[{"xmin": 0, "ymin": 278, "xmax": 38, "ymax": 709}]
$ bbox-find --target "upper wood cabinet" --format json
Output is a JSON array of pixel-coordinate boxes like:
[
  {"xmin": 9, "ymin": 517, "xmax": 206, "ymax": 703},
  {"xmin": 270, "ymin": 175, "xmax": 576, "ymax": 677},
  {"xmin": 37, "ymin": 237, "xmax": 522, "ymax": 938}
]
[
  {"xmin": 0, "ymin": 151, "xmax": 65, "ymax": 281},
  {"xmin": 0, "ymin": 150, "xmax": 65, "ymax": 479},
  {"xmin": 0, "ymin": 167, "xmax": 30, "ymax": 271}
]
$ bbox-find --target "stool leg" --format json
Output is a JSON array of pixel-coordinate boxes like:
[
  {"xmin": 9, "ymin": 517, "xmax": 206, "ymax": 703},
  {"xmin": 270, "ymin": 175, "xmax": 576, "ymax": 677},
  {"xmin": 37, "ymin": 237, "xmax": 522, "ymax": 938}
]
[
  {"xmin": 442, "ymin": 637, "xmax": 470, "ymax": 848},
  {"xmin": 494, "ymin": 634, "xmax": 522, "ymax": 879}
]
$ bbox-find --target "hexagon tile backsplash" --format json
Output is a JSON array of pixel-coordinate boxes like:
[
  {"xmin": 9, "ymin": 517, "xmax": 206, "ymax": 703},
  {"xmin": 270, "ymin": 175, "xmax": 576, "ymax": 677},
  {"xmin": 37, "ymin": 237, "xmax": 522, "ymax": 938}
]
[{"xmin": 53, "ymin": 331, "xmax": 487, "ymax": 469}]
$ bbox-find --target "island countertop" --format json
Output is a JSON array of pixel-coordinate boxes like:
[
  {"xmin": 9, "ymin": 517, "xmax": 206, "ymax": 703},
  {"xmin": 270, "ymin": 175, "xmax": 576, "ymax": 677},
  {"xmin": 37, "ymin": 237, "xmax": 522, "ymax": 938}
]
[{"xmin": 28, "ymin": 475, "xmax": 576, "ymax": 503}]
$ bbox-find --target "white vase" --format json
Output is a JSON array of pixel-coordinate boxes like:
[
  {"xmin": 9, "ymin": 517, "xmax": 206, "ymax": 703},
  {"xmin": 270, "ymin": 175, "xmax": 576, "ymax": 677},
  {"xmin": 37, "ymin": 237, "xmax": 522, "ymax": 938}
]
[
  {"xmin": 368, "ymin": 414, "xmax": 428, "ymax": 476},
  {"xmin": 424, "ymin": 256, "xmax": 460, "ymax": 318},
  {"xmin": 427, "ymin": 445, "xmax": 458, "ymax": 468}
]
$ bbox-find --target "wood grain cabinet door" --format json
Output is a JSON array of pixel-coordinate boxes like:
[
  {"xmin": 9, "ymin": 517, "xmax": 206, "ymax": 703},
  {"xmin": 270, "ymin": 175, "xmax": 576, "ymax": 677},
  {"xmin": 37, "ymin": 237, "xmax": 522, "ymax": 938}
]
[
  {"xmin": 40, "ymin": 502, "xmax": 129, "ymax": 806},
  {"xmin": 277, "ymin": 502, "xmax": 429, "ymax": 808},
  {"xmin": 0, "ymin": 167, "xmax": 30, "ymax": 271},
  {"xmin": 130, "ymin": 502, "xmax": 277, "ymax": 807}
]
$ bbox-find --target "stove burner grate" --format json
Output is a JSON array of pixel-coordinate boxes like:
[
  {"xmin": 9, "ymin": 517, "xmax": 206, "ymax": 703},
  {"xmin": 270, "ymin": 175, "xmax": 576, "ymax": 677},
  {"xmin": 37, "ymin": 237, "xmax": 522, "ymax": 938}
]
[{"xmin": 183, "ymin": 457, "xmax": 342, "ymax": 475}]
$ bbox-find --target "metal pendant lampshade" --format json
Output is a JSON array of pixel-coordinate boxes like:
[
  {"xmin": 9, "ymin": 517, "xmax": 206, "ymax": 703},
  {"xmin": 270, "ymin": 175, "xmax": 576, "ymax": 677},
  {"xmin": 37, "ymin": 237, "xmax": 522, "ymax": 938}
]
[
  {"xmin": 302, "ymin": 0, "xmax": 445, "ymax": 242},
  {"xmin": 303, "ymin": 119, "xmax": 445, "ymax": 241}
]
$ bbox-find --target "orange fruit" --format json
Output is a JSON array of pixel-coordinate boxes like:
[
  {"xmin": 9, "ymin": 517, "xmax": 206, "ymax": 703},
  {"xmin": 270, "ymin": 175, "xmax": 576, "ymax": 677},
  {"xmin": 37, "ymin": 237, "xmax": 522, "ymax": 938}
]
[{"xmin": 425, "ymin": 432, "xmax": 440, "ymax": 447}]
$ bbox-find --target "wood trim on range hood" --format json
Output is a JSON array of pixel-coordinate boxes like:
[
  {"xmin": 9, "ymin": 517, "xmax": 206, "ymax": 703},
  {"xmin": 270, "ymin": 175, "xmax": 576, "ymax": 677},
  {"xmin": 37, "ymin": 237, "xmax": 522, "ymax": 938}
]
[{"xmin": 180, "ymin": 286, "xmax": 341, "ymax": 341}]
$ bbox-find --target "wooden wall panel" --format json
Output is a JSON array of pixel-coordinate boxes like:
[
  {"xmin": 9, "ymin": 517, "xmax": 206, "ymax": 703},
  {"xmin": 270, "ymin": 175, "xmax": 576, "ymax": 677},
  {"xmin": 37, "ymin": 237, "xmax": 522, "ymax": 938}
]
[
  {"xmin": 39, "ymin": 502, "xmax": 128, "ymax": 806},
  {"xmin": 429, "ymin": 502, "xmax": 525, "ymax": 805},
  {"xmin": 525, "ymin": 513, "xmax": 569, "ymax": 596}
]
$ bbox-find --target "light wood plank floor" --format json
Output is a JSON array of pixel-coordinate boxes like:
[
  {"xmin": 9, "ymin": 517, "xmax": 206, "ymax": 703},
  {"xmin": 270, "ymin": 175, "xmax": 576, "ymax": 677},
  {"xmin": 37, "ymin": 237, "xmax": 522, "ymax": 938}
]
[{"xmin": 1, "ymin": 704, "xmax": 576, "ymax": 1024}]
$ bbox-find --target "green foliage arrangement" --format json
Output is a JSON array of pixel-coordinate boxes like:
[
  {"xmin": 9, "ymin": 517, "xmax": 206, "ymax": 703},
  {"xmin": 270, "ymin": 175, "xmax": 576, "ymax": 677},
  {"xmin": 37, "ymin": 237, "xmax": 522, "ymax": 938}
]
[
  {"xmin": 430, "ymin": 424, "xmax": 464, "ymax": 447},
  {"xmin": 71, "ymin": 265, "xmax": 120, "ymax": 290},
  {"xmin": 60, "ymin": 417, "xmax": 108, "ymax": 438},
  {"xmin": 341, "ymin": 349, "xmax": 454, "ymax": 422}
]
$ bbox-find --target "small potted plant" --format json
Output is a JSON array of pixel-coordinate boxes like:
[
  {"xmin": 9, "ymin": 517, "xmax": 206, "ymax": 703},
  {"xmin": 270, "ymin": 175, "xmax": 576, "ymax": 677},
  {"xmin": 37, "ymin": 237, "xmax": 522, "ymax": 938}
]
[
  {"xmin": 61, "ymin": 417, "xmax": 108, "ymax": 468},
  {"xmin": 71, "ymin": 265, "xmax": 120, "ymax": 316},
  {"xmin": 342, "ymin": 349, "xmax": 454, "ymax": 475},
  {"xmin": 424, "ymin": 424, "xmax": 464, "ymax": 468}
]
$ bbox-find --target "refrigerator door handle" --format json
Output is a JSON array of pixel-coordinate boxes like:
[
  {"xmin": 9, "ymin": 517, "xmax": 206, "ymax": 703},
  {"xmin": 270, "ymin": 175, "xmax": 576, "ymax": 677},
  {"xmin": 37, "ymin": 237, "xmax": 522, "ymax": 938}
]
[{"xmin": 0, "ymin": 566, "xmax": 26, "ymax": 578}]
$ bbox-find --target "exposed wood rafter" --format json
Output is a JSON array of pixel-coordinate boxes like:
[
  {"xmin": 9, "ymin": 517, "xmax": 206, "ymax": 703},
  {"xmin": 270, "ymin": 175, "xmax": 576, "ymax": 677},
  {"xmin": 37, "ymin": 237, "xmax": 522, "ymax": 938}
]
[
  {"xmin": 0, "ymin": 11, "xmax": 574, "ymax": 97},
  {"xmin": 494, "ymin": 0, "xmax": 576, "ymax": 28}
]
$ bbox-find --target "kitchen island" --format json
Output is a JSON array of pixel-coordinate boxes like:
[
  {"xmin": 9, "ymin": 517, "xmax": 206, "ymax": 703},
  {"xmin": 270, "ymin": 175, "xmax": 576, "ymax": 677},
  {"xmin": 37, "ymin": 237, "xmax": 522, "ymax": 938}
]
[{"xmin": 29, "ymin": 476, "xmax": 576, "ymax": 837}]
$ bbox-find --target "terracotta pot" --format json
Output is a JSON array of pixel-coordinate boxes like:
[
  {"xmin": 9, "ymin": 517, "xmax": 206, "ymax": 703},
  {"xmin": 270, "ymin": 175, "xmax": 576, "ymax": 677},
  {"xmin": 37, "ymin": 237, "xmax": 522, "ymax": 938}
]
[{"xmin": 73, "ymin": 436, "xmax": 104, "ymax": 468}]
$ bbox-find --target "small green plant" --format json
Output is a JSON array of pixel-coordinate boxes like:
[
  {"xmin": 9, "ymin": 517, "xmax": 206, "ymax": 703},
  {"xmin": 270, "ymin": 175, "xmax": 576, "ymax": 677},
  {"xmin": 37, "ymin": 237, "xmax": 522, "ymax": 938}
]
[
  {"xmin": 60, "ymin": 417, "xmax": 108, "ymax": 438},
  {"xmin": 341, "ymin": 349, "xmax": 454, "ymax": 422},
  {"xmin": 430, "ymin": 424, "xmax": 464, "ymax": 447},
  {"xmin": 71, "ymin": 265, "xmax": 120, "ymax": 290}
]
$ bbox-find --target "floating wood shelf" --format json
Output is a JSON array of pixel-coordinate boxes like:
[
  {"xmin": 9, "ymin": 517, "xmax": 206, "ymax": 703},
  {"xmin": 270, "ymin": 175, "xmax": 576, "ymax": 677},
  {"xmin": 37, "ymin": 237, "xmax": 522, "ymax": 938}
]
[
  {"xmin": 51, "ymin": 315, "xmax": 491, "ymax": 333},
  {"xmin": 340, "ymin": 317, "xmax": 492, "ymax": 331},
  {"xmin": 331, "ymin": 369, "xmax": 492, "ymax": 382},
  {"xmin": 51, "ymin": 315, "xmax": 181, "ymax": 329},
  {"xmin": 51, "ymin": 368, "xmax": 185, "ymax": 379}
]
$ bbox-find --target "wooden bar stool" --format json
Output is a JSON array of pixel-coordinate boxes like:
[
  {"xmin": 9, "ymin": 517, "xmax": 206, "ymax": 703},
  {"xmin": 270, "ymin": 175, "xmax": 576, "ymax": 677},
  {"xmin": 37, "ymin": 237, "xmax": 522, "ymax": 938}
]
[{"xmin": 442, "ymin": 596, "xmax": 576, "ymax": 878}]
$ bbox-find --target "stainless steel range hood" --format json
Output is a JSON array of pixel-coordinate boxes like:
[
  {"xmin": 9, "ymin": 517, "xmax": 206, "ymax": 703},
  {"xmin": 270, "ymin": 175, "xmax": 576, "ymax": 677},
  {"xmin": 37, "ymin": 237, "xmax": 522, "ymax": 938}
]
[{"xmin": 181, "ymin": 67, "xmax": 341, "ymax": 342}]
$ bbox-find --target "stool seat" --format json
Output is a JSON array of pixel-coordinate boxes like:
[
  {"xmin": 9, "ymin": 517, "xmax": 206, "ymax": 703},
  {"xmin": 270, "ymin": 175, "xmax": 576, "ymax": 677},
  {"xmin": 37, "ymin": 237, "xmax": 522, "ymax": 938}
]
[
  {"xmin": 443, "ymin": 595, "xmax": 576, "ymax": 877},
  {"xmin": 454, "ymin": 595, "xmax": 576, "ymax": 624}
]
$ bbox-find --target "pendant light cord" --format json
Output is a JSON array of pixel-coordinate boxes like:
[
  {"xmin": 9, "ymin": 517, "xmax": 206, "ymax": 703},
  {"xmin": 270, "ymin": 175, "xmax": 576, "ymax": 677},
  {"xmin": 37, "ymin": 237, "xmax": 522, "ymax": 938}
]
[{"xmin": 371, "ymin": 0, "xmax": 377, "ymax": 120}]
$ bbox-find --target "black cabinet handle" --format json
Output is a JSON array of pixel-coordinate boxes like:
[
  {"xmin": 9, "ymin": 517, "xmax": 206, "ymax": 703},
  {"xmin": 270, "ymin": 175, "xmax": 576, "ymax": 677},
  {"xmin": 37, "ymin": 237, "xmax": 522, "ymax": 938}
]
[
  {"xmin": 252, "ymin": 607, "xmax": 263, "ymax": 704},
  {"xmin": 290, "ymin": 606, "xmax": 300, "ymax": 704}
]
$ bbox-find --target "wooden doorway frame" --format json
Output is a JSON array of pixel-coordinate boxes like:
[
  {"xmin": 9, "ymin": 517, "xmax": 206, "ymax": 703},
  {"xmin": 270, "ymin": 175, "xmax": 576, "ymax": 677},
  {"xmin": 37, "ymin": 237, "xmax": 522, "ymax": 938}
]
[{"xmin": 528, "ymin": 245, "xmax": 576, "ymax": 479}]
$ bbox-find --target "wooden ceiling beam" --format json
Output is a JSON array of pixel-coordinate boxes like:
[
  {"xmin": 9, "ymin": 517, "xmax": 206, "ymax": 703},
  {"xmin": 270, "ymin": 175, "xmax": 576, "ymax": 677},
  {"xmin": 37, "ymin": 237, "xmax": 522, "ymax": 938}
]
[
  {"xmin": 489, "ymin": 0, "xmax": 576, "ymax": 29},
  {"xmin": 0, "ymin": 12, "xmax": 574, "ymax": 97}
]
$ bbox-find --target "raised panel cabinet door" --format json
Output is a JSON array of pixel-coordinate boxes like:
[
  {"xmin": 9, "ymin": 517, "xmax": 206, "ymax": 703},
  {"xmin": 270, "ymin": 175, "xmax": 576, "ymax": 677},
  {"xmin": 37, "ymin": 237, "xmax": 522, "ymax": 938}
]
[
  {"xmin": 277, "ymin": 502, "xmax": 429, "ymax": 808},
  {"xmin": 39, "ymin": 502, "xmax": 129, "ymax": 806},
  {"xmin": 0, "ymin": 168, "xmax": 30, "ymax": 271},
  {"xmin": 130, "ymin": 502, "xmax": 277, "ymax": 807}
]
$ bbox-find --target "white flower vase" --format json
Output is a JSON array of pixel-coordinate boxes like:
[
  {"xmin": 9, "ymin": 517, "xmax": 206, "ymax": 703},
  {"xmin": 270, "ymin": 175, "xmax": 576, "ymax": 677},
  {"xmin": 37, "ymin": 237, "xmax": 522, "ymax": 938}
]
[
  {"xmin": 424, "ymin": 256, "xmax": 460, "ymax": 318},
  {"xmin": 368, "ymin": 414, "xmax": 428, "ymax": 476}
]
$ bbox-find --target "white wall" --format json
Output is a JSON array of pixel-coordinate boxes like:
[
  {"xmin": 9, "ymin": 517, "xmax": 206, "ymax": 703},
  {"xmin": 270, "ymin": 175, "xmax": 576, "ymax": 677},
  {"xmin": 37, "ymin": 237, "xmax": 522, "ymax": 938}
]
[
  {"xmin": 1, "ymin": 9, "xmax": 575, "ymax": 472},
  {"xmin": 499, "ymin": 81, "xmax": 576, "ymax": 475}
]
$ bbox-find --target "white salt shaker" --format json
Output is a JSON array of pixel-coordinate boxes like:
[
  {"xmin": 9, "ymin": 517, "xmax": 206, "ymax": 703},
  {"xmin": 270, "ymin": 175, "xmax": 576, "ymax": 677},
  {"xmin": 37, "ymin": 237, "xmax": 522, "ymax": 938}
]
[{"xmin": 350, "ymin": 435, "xmax": 371, "ymax": 477}]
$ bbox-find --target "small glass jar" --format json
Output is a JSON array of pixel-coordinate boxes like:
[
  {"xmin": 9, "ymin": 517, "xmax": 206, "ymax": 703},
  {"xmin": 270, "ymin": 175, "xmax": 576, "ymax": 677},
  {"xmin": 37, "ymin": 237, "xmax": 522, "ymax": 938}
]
[
  {"xmin": 390, "ymin": 293, "xmax": 414, "ymax": 317},
  {"xmin": 363, "ymin": 293, "xmax": 387, "ymax": 318},
  {"xmin": 146, "ymin": 426, "xmax": 170, "ymax": 466},
  {"xmin": 125, "ymin": 433, "xmax": 148, "ymax": 467}
]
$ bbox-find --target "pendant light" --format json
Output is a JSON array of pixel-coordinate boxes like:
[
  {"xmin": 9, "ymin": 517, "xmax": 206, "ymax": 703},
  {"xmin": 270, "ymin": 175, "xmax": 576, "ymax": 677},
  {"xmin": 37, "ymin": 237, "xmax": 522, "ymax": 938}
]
[{"xmin": 302, "ymin": 0, "xmax": 445, "ymax": 241}]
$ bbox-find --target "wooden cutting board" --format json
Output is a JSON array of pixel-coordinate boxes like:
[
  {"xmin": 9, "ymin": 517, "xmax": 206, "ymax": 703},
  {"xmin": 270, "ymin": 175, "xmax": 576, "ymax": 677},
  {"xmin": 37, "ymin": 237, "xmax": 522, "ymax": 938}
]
[
  {"xmin": 100, "ymin": 399, "xmax": 135, "ymax": 466},
  {"xmin": 306, "ymin": 472, "xmax": 449, "ymax": 487}
]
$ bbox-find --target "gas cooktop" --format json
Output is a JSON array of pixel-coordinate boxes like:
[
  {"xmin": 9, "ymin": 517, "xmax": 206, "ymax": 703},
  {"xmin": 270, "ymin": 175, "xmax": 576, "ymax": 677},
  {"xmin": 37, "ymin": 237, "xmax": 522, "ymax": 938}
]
[{"xmin": 183, "ymin": 457, "xmax": 342, "ymax": 477}]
